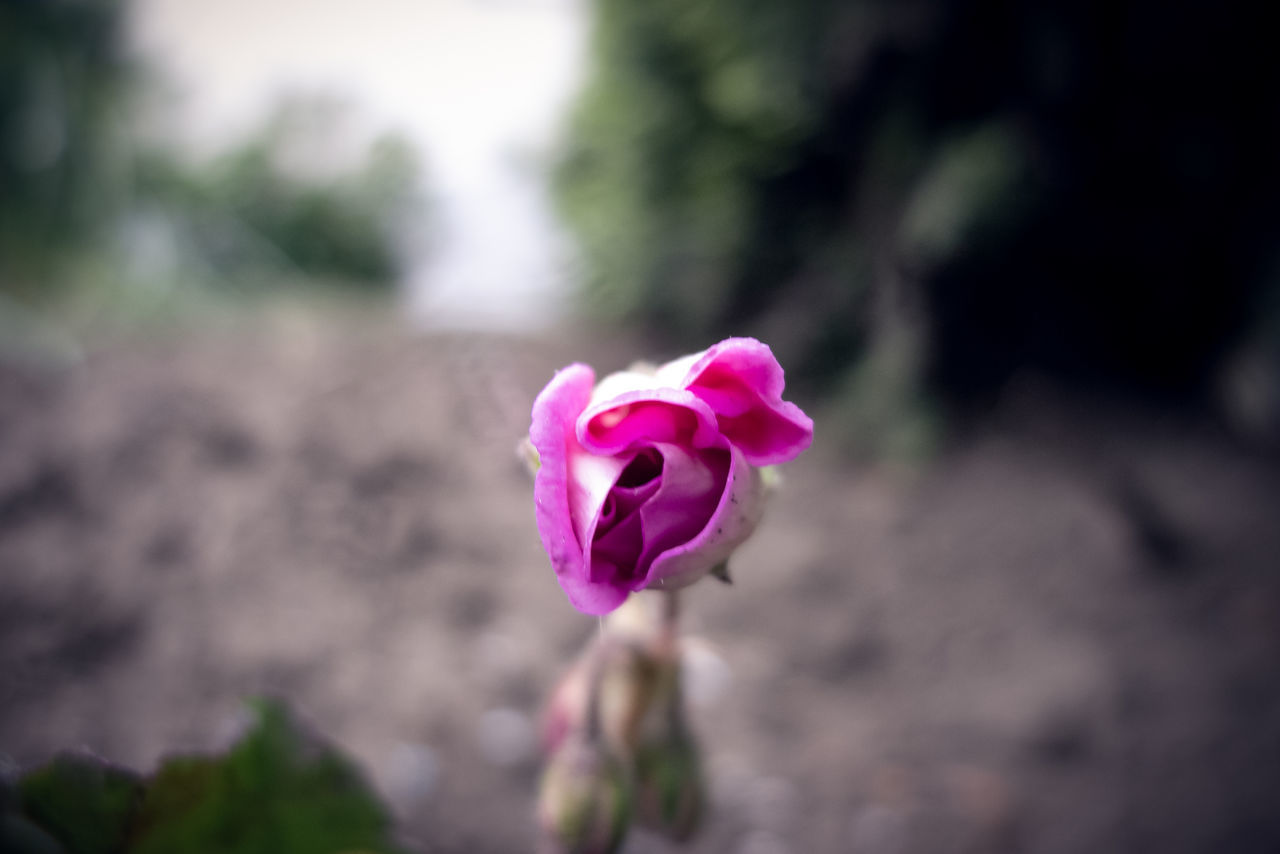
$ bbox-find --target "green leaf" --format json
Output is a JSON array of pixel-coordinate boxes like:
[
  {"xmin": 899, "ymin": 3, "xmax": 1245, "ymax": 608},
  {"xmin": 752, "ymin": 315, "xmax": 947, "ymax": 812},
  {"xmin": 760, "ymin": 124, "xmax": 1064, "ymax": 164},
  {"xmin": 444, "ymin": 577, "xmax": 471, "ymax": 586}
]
[
  {"xmin": 127, "ymin": 698, "xmax": 404, "ymax": 854},
  {"xmin": 16, "ymin": 753, "xmax": 143, "ymax": 854}
]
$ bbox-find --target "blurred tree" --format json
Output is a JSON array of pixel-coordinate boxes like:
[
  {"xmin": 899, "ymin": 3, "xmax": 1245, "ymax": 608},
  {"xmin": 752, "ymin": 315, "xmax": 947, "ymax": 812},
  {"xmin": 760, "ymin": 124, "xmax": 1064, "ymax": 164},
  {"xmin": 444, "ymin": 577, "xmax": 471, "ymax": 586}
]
[
  {"xmin": 0, "ymin": 0, "xmax": 132, "ymax": 298},
  {"xmin": 134, "ymin": 98, "xmax": 423, "ymax": 291},
  {"xmin": 2, "ymin": 5, "xmax": 421, "ymax": 309},
  {"xmin": 556, "ymin": 0, "xmax": 1280, "ymax": 439}
]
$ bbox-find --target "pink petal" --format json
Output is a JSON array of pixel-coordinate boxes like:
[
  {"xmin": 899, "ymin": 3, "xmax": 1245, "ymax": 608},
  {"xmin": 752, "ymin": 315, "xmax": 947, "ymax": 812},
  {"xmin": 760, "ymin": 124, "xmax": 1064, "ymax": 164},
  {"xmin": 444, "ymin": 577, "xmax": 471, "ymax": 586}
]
[
  {"xmin": 567, "ymin": 451, "xmax": 629, "ymax": 549},
  {"xmin": 530, "ymin": 363, "xmax": 629, "ymax": 615},
  {"xmin": 680, "ymin": 337, "xmax": 813, "ymax": 465},
  {"xmin": 643, "ymin": 444, "xmax": 766, "ymax": 588},
  {"xmin": 586, "ymin": 451, "xmax": 663, "ymax": 585},
  {"xmin": 635, "ymin": 443, "xmax": 728, "ymax": 572},
  {"xmin": 576, "ymin": 387, "xmax": 722, "ymax": 456},
  {"xmin": 586, "ymin": 442, "xmax": 729, "ymax": 592}
]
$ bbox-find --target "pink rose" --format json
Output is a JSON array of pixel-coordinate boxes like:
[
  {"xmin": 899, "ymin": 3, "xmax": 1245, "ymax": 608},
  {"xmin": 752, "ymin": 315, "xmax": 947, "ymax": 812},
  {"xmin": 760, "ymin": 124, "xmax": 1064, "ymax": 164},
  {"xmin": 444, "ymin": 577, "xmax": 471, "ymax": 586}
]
[{"xmin": 530, "ymin": 337, "xmax": 813, "ymax": 615}]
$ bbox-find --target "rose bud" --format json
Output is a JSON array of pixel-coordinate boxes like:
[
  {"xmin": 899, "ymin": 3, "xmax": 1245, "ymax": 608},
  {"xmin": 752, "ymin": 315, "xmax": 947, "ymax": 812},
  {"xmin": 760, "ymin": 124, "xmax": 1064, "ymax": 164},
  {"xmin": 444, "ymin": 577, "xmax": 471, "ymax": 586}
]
[
  {"xmin": 536, "ymin": 733, "xmax": 631, "ymax": 854},
  {"xmin": 530, "ymin": 338, "xmax": 813, "ymax": 615}
]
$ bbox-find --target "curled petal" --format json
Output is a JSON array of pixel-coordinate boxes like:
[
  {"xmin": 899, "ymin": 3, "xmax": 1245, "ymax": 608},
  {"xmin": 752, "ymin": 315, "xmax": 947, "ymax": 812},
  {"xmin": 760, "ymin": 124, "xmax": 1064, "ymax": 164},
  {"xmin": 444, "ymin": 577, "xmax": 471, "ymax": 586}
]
[
  {"xmin": 643, "ymin": 444, "xmax": 765, "ymax": 589},
  {"xmin": 531, "ymin": 363, "xmax": 629, "ymax": 615},
  {"xmin": 583, "ymin": 442, "xmax": 727, "ymax": 593},
  {"xmin": 677, "ymin": 337, "xmax": 813, "ymax": 465},
  {"xmin": 635, "ymin": 443, "xmax": 729, "ymax": 574},
  {"xmin": 577, "ymin": 388, "xmax": 722, "ymax": 456},
  {"xmin": 574, "ymin": 441, "xmax": 730, "ymax": 594},
  {"xmin": 569, "ymin": 451, "xmax": 632, "ymax": 553}
]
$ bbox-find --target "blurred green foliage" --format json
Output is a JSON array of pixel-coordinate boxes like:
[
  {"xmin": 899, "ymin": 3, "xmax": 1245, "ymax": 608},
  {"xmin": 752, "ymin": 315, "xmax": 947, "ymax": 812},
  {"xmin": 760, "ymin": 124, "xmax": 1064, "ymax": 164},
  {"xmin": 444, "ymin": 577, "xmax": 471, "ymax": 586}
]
[
  {"xmin": 556, "ymin": 0, "xmax": 828, "ymax": 336},
  {"xmin": 13, "ymin": 753, "xmax": 141, "ymax": 854},
  {"xmin": 3, "ymin": 699, "xmax": 407, "ymax": 854},
  {"xmin": 134, "ymin": 103, "xmax": 422, "ymax": 291},
  {"xmin": 1, "ymin": 1, "xmax": 421, "ymax": 309}
]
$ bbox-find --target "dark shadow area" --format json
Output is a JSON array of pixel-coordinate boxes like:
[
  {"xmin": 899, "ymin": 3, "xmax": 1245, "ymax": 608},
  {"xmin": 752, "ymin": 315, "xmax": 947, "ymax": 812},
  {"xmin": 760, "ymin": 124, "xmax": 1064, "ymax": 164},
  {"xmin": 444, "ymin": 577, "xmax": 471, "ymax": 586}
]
[{"xmin": 556, "ymin": 0, "xmax": 1280, "ymax": 442}]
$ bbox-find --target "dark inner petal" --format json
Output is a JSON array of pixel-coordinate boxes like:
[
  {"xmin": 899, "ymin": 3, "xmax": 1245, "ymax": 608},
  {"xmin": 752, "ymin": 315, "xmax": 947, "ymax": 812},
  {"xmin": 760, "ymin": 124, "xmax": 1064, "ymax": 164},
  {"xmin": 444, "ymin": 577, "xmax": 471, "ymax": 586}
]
[
  {"xmin": 598, "ymin": 494, "xmax": 618, "ymax": 528},
  {"xmin": 636, "ymin": 446, "xmax": 730, "ymax": 570},
  {"xmin": 590, "ymin": 448, "xmax": 665, "ymax": 583},
  {"xmin": 616, "ymin": 447, "xmax": 663, "ymax": 488},
  {"xmin": 591, "ymin": 515, "xmax": 646, "ymax": 583},
  {"xmin": 595, "ymin": 450, "xmax": 664, "ymax": 540}
]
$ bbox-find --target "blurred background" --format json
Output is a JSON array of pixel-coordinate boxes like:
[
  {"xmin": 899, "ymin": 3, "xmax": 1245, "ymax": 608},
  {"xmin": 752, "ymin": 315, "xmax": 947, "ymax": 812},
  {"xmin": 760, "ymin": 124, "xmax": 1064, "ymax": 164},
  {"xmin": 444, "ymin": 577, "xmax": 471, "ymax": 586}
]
[{"xmin": 2, "ymin": 0, "xmax": 1279, "ymax": 852}]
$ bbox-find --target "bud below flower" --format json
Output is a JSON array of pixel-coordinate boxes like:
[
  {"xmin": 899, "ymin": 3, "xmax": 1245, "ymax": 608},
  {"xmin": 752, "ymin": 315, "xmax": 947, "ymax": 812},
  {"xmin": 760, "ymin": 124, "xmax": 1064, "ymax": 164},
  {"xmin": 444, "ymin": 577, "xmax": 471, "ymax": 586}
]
[
  {"xmin": 542, "ymin": 637, "xmax": 662, "ymax": 759},
  {"xmin": 633, "ymin": 727, "xmax": 705, "ymax": 842},
  {"xmin": 536, "ymin": 734, "xmax": 631, "ymax": 854},
  {"xmin": 628, "ymin": 629, "xmax": 706, "ymax": 843}
]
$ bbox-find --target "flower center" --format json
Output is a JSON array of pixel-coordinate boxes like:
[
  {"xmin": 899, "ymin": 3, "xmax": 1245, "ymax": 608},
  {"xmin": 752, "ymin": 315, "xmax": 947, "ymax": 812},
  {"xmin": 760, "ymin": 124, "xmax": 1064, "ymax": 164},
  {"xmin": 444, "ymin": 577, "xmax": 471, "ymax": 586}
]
[
  {"xmin": 615, "ymin": 447, "xmax": 663, "ymax": 488},
  {"xmin": 590, "ymin": 449, "xmax": 666, "ymax": 584}
]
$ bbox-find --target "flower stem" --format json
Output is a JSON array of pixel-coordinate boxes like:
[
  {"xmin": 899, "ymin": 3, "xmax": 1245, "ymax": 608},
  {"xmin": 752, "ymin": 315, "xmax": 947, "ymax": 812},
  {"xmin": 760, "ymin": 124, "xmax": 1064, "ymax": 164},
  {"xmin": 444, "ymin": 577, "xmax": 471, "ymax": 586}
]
[
  {"xmin": 582, "ymin": 639, "xmax": 607, "ymax": 743},
  {"xmin": 661, "ymin": 589, "xmax": 680, "ymax": 635}
]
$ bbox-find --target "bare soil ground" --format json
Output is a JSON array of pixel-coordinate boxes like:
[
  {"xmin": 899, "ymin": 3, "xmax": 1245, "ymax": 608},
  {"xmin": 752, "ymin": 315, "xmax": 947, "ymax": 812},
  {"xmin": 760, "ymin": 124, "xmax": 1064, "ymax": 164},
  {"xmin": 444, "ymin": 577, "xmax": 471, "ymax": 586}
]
[{"xmin": 2, "ymin": 303, "xmax": 1279, "ymax": 853}]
